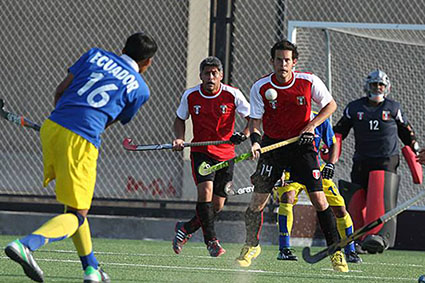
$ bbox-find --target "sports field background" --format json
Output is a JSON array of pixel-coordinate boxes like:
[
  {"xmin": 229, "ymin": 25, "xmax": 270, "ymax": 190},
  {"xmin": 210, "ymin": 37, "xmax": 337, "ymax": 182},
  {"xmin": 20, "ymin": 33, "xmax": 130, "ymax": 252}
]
[
  {"xmin": 1, "ymin": 0, "xmax": 424, "ymax": 207},
  {"xmin": 1, "ymin": 235, "xmax": 424, "ymax": 282}
]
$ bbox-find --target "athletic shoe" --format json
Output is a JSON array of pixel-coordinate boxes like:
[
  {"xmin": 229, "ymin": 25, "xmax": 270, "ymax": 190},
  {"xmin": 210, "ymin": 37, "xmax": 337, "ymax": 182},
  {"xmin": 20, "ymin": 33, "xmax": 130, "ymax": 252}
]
[
  {"xmin": 4, "ymin": 239, "xmax": 44, "ymax": 282},
  {"xmin": 83, "ymin": 266, "xmax": 111, "ymax": 283},
  {"xmin": 236, "ymin": 244, "xmax": 261, "ymax": 267},
  {"xmin": 355, "ymin": 242, "xmax": 368, "ymax": 254},
  {"xmin": 362, "ymin": 234, "xmax": 385, "ymax": 254},
  {"xmin": 172, "ymin": 221, "xmax": 192, "ymax": 254},
  {"xmin": 207, "ymin": 239, "xmax": 226, "ymax": 257},
  {"xmin": 330, "ymin": 250, "xmax": 349, "ymax": 272},
  {"xmin": 345, "ymin": 251, "xmax": 362, "ymax": 263},
  {"xmin": 277, "ymin": 248, "xmax": 298, "ymax": 261}
]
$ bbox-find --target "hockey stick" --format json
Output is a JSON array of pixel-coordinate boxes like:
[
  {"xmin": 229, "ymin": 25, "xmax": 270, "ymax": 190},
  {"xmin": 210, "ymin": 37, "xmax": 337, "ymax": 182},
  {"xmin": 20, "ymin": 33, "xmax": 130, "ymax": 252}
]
[
  {"xmin": 0, "ymin": 99, "xmax": 41, "ymax": 131},
  {"xmin": 122, "ymin": 138, "xmax": 232, "ymax": 151},
  {"xmin": 302, "ymin": 188, "xmax": 425, "ymax": 263},
  {"xmin": 198, "ymin": 136, "xmax": 299, "ymax": 176}
]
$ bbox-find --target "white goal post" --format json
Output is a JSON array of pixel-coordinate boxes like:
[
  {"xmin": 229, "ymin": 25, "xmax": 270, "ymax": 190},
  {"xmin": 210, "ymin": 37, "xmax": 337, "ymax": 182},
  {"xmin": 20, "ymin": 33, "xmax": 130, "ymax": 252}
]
[{"xmin": 287, "ymin": 21, "xmax": 425, "ymax": 95}]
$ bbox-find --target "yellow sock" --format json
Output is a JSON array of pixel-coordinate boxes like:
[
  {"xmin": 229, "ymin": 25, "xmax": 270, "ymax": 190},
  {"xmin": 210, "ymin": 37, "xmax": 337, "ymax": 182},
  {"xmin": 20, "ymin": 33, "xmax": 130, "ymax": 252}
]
[
  {"xmin": 33, "ymin": 213, "xmax": 79, "ymax": 239},
  {"xmin": 336, "ymin": 213, "xmax": 353, "ymax": 239},
  {"xmin": 72, "ymin": 218, "xmax": 93, "ymax": 256}
]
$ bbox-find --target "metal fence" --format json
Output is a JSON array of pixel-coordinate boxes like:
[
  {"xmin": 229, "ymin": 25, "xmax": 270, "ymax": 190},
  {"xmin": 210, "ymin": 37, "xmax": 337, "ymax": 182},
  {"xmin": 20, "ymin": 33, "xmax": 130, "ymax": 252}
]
[{"xmin": 1, "ymin": 0, "xmax": 425, "ymax": 206}]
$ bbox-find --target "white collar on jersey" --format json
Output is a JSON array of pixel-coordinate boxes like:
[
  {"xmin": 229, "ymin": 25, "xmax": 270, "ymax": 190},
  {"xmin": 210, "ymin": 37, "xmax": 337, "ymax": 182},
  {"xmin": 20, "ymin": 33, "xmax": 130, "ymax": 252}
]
[
  {"xmin": 269, "ymin": 72, "xmax": 296, "ymax": 89},
  {"xmin": 120, "ymin": 54, "xmax": 140, "ymax": 73},
  {"xmin": 198, "ymin": 84, "xmax": 223, "ymax": 99}
]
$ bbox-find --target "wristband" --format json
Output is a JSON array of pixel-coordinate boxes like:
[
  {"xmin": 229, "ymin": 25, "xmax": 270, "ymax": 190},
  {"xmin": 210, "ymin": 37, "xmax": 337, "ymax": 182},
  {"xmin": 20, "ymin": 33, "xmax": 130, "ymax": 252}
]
[{"xmin": 250, "ymin": 132, "xmax": 261, "ymax": 145}]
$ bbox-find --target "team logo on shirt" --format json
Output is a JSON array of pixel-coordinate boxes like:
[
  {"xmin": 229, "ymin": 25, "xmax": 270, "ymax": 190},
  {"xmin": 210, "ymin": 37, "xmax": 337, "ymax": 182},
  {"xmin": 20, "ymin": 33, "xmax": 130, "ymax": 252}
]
[
  {"xmin": 269, "ymin": 100, "xmax": 277, "ymax": 109},
  {"xmin": 357, "ymin": 112, "xmax": 364, "ymax": 120},
  {"xmin": 312, "ymin": 169, "xmax": 321, "ymax": 180},
  {"xmin": 382, "ymin": 111, "xmax": 390, "ymax": 121},
  {"xmin": 296, "ymin": 96, "xmax": 305, "ymax": 105},
  {"xmin": 220, "ymin": 105, "xmax": 228, "ymax": 114},
  {"xmin": 193, "ymin": 105, "xmax": 201, "ymax": 115}
]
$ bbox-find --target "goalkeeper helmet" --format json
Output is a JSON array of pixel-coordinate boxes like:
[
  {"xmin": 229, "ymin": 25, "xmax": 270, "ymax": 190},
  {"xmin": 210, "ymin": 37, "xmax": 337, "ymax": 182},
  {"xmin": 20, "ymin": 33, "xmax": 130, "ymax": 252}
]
[{"xmin": 364, "ymin": 69, "xmax": 391, "ymax": 103}]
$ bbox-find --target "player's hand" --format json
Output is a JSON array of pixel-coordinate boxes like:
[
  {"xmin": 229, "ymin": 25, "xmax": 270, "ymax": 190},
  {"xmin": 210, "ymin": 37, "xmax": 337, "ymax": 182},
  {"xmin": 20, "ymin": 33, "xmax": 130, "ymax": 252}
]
[
  {"xmin": 321, "ymin": 163, "xmax": 335, "ymax": 179},
  {"xmin": 251, "ymin": 143, "xmax": 261, "ymax": 160},
  {"xmin": 230, "ymin": 132, "xmax": 247, "ymax": 145},
  {"xmin": 172, "ymin": 139, "xmax": 185, "ymax": 151},
  {"xmin": 417, "ymin": 149, "xmax": 425, "ymax": 165},
  {"xmin": 411, "ymin": 141, "xmax": 420, "ymax": 155},
  {"xmin": 298, "ymin": 132, "xmax": 315, "ymax": 145}
]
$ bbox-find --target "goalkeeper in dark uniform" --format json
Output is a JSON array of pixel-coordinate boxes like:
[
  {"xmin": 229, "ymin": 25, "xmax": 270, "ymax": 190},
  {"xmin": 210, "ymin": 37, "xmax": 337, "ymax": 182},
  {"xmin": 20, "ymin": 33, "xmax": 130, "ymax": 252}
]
[{"xmin": 333, "ymin": 69, "xmax": 418, "ymax": 254}]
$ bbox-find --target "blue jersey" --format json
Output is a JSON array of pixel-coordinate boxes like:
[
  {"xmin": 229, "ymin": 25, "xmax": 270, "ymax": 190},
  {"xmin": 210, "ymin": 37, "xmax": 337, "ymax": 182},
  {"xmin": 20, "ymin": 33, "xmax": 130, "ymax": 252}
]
[
  {"xmin": 313, "ymin": 113, "xmax": 336, "ymax": 149},
  {"xmin": 49, "ymin": 48, "xmax": 150, "ymax": 148}
]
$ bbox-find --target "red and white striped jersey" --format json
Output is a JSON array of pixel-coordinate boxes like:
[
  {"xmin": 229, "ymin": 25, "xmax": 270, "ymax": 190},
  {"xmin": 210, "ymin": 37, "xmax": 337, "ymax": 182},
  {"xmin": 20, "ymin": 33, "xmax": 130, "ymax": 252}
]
[
  {"xmin": 176, "ymin": 83, "xmax": 250, "ymax": 161},
  {"xmin": 250, "ymin": 72, "xmax": 332, "ymax": 140}
]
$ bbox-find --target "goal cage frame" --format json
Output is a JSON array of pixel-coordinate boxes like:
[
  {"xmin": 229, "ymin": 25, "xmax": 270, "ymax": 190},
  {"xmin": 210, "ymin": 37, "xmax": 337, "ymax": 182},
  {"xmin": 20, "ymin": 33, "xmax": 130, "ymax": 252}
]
[{"xmin": 286, "ymin": 21, "xmax": 425, "ymax": 209}]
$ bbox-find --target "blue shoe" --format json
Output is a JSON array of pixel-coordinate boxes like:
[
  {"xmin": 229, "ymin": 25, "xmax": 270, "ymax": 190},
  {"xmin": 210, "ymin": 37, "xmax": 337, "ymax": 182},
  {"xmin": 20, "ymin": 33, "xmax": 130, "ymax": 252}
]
[
  {"xmin": 84, "ymin": 266, "xmax": 111, "ymax": 283},
  {"xmin": 5, "ymin": 239, "xmax": 44, "ymax": 282}
]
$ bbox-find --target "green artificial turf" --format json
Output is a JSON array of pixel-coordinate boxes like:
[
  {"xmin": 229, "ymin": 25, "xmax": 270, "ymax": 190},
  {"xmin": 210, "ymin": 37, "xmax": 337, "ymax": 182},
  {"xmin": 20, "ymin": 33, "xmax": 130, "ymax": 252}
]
[{"xmin": 1, "ymin": 235, "xmax": 424, "ymax": 282}]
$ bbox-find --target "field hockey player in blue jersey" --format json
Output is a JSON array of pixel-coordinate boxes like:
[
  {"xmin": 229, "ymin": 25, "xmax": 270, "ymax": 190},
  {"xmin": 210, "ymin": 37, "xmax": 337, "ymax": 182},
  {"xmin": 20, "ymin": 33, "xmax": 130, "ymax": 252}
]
[{"xmin": 5, "ymin": 33, "xmax": 157, "ymax": 283}]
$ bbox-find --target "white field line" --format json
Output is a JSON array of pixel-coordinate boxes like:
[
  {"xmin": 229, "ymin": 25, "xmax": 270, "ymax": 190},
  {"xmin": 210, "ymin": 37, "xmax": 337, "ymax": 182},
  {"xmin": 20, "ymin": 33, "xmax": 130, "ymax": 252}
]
[
  {"xmin": 0, "ymin": 255, "xmax": 416, "ymax": 281},
  {"xmin": 29, "ymin": 248, "xmax": 425, "ymax": 268}
]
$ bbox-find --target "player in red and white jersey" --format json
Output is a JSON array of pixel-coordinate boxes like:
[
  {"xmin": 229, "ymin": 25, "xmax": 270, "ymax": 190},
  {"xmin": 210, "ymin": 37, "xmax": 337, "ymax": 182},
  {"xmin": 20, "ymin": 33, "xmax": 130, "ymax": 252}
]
[
  {"xmin": 175, "ymin": 80, "xmax": 249, "ymax": 161},
  {"xmin": 172, "ymin": 56, "xmax": 250, "ymax": 257},
  {"xmin": 250, "ymin": 71, "xmax": 332, "ymax": 141},
  {"xmin": 236, "ymin": 40, "xmax": 348, "ymax": 272}
]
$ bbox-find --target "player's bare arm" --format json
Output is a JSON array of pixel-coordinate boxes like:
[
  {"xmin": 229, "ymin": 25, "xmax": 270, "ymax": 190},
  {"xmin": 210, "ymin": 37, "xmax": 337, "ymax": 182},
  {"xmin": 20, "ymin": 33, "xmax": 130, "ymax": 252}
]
[
  {"xmin": 249, "ymin": 118, "xmax": 262, "ymax": 159},
  {"xmin": 242, "ymin": 116, "xmax": 251, "ymax": 137},
  {"xmin": 172, "ymin": 116, "xmax": 186, "ymax": 151},
  {"xmin": 328, "ymin": 142, "xmax": 340, "ymax": 164},
  {"xmin": 54, "ymin": 73, "xmax": 74, "ymax": 106}
]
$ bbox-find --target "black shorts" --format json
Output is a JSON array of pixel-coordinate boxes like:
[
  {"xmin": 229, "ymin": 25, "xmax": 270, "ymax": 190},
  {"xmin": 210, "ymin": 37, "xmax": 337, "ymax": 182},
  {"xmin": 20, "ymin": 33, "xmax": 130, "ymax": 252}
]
[
  {"xmin": 251, "ymin": 136, "xmax": 323, "ymax": 194},
  {"xmin": 191, "ymin": 152, "xmax": 234, "ymax": 197},
  {"xmin": 351, "ymin": 155, "xmax": 399, "ymax": 189}
]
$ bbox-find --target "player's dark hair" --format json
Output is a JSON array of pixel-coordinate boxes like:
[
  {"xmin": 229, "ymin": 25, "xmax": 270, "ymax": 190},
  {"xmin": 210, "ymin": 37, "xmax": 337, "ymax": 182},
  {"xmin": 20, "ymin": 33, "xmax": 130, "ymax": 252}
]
[
  {"xmin": 123, "ymin": 32, "xmax": 157, "ymax": 62},
  {"xmin": 270, "ymin": 40, "xmax": 298, "ymax": 60},
  {"xmin": 199, "ymin": 56, "xmax": 223, "ymax": 73}
]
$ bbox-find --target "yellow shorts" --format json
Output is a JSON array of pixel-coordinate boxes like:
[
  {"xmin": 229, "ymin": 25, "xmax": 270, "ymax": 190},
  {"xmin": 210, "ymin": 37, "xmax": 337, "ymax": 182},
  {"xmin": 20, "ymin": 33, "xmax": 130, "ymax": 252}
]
[
  {"xmin": 274, "ymin": 178, "xmax": 346, "ymax": 207},
  {"xmin": 41, "ymin": 119, "xmax": 99, "ymax": 210}
]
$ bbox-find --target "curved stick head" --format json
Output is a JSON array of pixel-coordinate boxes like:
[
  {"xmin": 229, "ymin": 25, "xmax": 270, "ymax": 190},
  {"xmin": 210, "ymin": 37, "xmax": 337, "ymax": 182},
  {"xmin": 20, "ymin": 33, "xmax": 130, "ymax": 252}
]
[
  {"xmin": 198, "ymin": 161, "xmax": 212, "ymax": 176},
  {"xmin": 123, "ymin": 138, "xmax": 136, "ymax": 151}
]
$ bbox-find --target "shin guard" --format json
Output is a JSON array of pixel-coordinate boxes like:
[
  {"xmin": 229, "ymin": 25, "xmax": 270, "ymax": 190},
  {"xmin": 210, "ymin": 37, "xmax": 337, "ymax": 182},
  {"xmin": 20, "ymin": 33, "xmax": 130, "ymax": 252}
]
[
  {"xmin": 316, "ymin": 206, "xmax": 339, "ymax": 246},
  {"xmin": 339, "ymin": 180, "xmax": 366, "ymax": 230},
  {"xmin": 364, "ymin": 170, "xmax": 400, "ymax": 247},
  {"xmin": 196, "ymin": 202, "xmax": 216, "ymax": 244}
]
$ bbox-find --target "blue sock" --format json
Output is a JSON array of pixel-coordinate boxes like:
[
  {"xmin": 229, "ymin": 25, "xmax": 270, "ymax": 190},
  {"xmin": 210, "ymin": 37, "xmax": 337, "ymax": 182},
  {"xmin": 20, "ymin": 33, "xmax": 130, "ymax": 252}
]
[
  {"xmin": 278, "ymin": 214, "xmax": 290, "ymax": 250},
  {"xmin": 20, "ymin": 234, "xmax": 46, "ymax": 251},
  {"xmin": 20, "ymin": 234, "xmax": 67, "ymax": 252},
  {"xmin": 80, "ymin": 251, "xmax": 99, "ymax": 270}
]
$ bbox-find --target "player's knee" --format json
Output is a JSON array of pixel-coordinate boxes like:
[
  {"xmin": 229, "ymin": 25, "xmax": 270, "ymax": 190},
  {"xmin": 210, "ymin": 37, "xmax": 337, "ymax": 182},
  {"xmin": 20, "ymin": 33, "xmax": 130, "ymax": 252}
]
[
  {"xmin": 249, "ymin": 193, "xmax": 269, "ymax": 212},
  {"xmin": 309, "ymin": 192, "xmax": 329, "ymax": 211},
  {"xmin": 213, "ymin": 202, "xmax": 224, "ymax": 214},
  {"xmin": 68, "ymin": 210, "xmax": 86, "ymax": 227},
  {"xmin": 280, "ymin": 191, "xmax": 295, "ymax": 204},
  {"xmin": 331, "ymin": 206, "xmax": 347, "ymax": 218}
]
